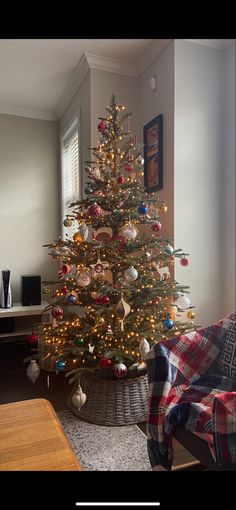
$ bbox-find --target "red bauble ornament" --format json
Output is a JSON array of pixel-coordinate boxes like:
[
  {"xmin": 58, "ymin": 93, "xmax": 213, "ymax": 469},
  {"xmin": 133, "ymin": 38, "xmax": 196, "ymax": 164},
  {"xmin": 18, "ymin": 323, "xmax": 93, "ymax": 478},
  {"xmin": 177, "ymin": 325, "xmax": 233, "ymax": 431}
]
[
  {"xmin": 88, "ymin": 203, "xmax": 103, "ymax": 217},
  {"xmin": 180, "ymin": 257, "xmax": 189, "ymax": 267},
  {"xmin": 124, "ymin": 165, "xmax": 133, "ymax": 173},
  {"xmin": 98, "ymin": 121, "xmax": 107, "ymax": 133},
  {"xmin": 58, "ymin": 264, "xmax": 72, "ymax": 279},
  {"xmin": 101, "ymin": 295, "xmax": 110, "ymax": 305},
  {"xmin": 51, "ymin": 306, "xmax": 63, "ymax": 319},
  {"xmin": 96, "ymin": 295, "xmax": 110, "ymax": 305},
  {"xmin": 117, "ymin": 175, "xmax": 125, "ymax": 185},
  {"xmin": 113, "ymin": 362, "xmax": 127, "ymax": 378},
  {"xmin": 28, "ymin": 331, "xmax": 38, "ymax": 345},
  {"xmin": 95, "ymin": 232, "xmax": 112, "ymax": 243},
  {"xmin": 151, "ymin": 221, "xmax": 162, "ymax": 232},
  {"xmin": 61, "ymin": 285, "xmax": 68, "ymax": 295},
  {"xmin": 100, "ymin": 357, "xmax": 112, "ymax": 368},
  {"xmin": 110, "ymin": 235, "xmax": 126, "ymax": 252}
]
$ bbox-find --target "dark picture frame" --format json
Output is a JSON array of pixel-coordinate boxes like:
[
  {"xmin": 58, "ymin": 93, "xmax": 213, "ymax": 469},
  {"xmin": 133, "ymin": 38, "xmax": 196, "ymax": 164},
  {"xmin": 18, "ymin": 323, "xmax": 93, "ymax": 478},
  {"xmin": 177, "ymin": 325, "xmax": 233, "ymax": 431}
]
[{"xmin": 143, "ymin": 114, "xmax": 163, "ymax": 192}]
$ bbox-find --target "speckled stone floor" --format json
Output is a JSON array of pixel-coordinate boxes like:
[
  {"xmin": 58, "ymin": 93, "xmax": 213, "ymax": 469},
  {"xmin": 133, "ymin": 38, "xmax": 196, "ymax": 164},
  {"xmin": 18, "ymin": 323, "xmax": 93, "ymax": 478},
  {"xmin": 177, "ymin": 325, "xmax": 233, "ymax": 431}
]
[{"xmin": 57, "ymin": 409, "xmax": 152, "ymax": 471}]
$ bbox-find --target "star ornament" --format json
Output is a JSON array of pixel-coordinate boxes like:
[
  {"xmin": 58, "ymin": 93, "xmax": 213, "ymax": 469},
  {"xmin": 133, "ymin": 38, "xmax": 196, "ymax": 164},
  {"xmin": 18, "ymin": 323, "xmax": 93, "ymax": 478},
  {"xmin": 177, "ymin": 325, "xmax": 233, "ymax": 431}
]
[{"xmin": 90, "ymin": 258, "xmax": 109, "ymax": 278}]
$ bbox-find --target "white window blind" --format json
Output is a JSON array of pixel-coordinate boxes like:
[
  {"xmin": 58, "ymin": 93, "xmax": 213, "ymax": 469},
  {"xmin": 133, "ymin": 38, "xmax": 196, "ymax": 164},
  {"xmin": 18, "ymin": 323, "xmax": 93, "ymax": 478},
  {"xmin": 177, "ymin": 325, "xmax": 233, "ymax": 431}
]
[{"xmin": 61, "ymin": 121, "xmax": 79, "ymax": 239}]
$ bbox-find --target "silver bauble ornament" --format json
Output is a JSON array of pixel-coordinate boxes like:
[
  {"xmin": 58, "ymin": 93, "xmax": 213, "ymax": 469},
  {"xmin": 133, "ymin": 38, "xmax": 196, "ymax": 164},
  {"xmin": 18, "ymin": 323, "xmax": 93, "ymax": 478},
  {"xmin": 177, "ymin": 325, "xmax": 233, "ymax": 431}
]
[
  {"xmin": 63, "ymin": 218, "xmax": 73, "ymax": 227},
  {"xmin": 27, "ymin": 360, "xmax": 40, "ymax": 384},
  {"xmin": 137, "ymin": 154, "xmax": 144, "ymax": 165},
  {"xmin": 76, "ymin": 273, "xmax": 91, "ymax": 287},
  {"xmin": 78, "ymin": 223, "xmax": 89, "ymax": 241},
  {"xmin": 139, "ymin": 338, "xmax": 150, "ymax": 360},
  {"xmin": 72, "ymin": 383, "xmax": 87, "ymax": 410},
  {"xmin": 164, "ymin": 244, "xmax": 174, "ymax": 256},
  {"xmin": 176, "ymin": 294, "xmax": 191, "ymax": 310},
  {"xmin": 124, "ymin": 266, "xmax": 138, "ymax": 282},
  {"xmin": 122, "ymin": 224, "xmax": 138, "ymax": 240}
]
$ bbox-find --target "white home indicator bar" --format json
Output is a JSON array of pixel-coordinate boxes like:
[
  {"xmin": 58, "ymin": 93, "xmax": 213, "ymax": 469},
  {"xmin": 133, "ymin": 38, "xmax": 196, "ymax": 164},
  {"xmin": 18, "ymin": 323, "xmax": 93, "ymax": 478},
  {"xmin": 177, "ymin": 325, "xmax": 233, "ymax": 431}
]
[{"xmin": 76, "ymin": 504, "xmax": 160, "ymax": 507}]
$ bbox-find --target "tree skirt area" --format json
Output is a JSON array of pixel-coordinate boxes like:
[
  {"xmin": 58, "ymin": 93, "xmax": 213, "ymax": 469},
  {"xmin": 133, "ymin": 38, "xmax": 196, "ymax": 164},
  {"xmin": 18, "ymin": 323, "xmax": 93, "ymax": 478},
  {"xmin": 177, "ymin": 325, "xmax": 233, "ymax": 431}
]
[{"xmin": 57, "ymin": 410, "xmax": 151, "ymax": 471}]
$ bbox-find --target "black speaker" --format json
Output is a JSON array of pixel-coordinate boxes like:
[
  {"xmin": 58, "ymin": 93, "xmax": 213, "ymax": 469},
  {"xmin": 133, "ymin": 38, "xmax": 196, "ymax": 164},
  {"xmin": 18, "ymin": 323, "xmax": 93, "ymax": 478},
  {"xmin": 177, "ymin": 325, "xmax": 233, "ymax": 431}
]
[{"xmin": 21, "ymin": 275, "xmax": 41, "ymax": 306}]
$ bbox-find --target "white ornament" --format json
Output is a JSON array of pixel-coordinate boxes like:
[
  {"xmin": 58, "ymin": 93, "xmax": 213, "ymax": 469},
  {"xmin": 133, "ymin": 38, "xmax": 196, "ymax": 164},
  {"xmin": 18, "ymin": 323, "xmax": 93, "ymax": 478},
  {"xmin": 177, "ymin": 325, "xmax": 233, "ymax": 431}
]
[
  {"xmin": 106, "ymin": 324, "xmax": 113, "ymax": 335},
  {"xmin": 72, "ymin": 383, "xmax": 87, "ymax": 410},
  {"xmin": 139, "ymin": 338, "xmax": 150, "ymax": 360},
  {"xmin": 176, "ymin": 294, "xmax": 191, "ymax": 310},
  {"xmin": 87, "ymin": 165, "xmax": 101, "ymax": 180},
  {"xmin": 153, "ymin": 261, "xmax": 170, "ymax": 281},
  {"xmin": 122, "ymin": 224, "xmax": 138, "ymax": 240},
  {"xmin": 76, "ymin": 273, "xmax": 91, "ymax": 287},
  {"xmin": 113, "ymin": 362, "xmax": 127, "ymax": 378},
  {"xmin": 78, "ymin": 223, "xmax": 89, "ymax": 241},
  {"xmin": 124, "ymin": 266, "xmax": 138, "ymax": 282},
  {"xmin": 88, "ymin": 343, "xmax": 95, "ymax": 353},
  {"xmin": 27, "ymin": 360, "xmax": 40, "ymax": 384},
  {"xmin": 137, "ymin": 155, "xmax": 144, "ymax": 165}
]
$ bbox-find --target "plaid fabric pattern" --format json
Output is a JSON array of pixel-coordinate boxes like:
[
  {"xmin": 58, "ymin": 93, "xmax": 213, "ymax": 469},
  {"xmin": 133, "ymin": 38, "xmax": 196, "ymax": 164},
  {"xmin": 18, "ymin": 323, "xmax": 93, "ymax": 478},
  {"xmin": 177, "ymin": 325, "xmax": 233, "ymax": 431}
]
[{"xmin": 146, "ymin": 312, "xmax": 236, "ymax": 470}]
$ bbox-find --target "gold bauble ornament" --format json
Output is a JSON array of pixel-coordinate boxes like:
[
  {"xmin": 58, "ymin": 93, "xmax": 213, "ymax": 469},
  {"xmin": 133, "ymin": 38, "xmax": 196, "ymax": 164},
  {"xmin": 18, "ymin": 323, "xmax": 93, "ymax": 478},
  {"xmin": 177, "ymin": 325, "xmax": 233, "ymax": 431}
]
[
  {"xmin": 73, "ymin": 231, "xmax": 83, "ymax": 243},
  {"xmin": 187, "ymin": 310, "xmax": 195, "ymax": 319},
  {"xmin": 160, "ymin": 204, "xmax": 168, "ymax": 213}
]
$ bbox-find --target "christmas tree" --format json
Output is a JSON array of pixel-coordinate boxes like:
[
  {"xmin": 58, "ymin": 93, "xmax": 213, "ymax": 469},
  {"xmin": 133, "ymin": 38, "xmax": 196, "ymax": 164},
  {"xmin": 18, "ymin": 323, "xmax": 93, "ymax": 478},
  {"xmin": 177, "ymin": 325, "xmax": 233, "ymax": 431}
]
[{"xmin": 34, "ymin": 95, "xmax": 195, "ymax": 385}]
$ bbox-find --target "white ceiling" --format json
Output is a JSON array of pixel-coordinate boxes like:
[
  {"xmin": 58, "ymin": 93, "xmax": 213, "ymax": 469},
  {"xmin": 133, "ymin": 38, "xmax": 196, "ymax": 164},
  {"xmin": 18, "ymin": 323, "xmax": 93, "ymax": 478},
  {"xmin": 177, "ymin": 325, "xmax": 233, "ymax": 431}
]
[
  {"xmin": 0, "ymin": 39, "xmax": 156, "ymax": 119},
  {"xmin": 0, "ymin": 38, "xmax": 233, "ymax": 121}
]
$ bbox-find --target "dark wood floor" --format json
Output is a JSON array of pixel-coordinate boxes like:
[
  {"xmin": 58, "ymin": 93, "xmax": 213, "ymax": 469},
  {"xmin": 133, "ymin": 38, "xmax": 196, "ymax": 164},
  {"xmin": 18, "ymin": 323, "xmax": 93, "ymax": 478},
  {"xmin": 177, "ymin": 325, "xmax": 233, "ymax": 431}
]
[{"xmin": 0, "ymin": 338, "xmax": 71, "ymax": 411}]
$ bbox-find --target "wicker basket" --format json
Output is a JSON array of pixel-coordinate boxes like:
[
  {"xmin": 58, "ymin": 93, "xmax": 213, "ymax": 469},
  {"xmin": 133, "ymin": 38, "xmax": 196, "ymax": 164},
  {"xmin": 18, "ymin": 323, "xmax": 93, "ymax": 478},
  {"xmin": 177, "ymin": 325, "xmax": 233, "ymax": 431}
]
[{"xmin": 67, "ymin": 371, "xmax": 149, "ymax": 426}]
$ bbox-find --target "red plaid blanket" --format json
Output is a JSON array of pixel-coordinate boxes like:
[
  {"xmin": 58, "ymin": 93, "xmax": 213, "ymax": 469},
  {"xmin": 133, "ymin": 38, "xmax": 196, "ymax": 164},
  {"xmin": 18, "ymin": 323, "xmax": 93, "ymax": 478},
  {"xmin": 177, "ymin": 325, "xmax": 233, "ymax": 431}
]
[{"xmin": 146, "ymin": 312, "xmax": 236, "ymax": 470}]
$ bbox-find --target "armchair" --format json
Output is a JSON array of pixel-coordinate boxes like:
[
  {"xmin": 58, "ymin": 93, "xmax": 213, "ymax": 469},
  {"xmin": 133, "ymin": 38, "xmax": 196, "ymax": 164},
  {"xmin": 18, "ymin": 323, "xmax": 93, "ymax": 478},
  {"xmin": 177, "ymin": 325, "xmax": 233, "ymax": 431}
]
[{"xmin": 146, "ymin": 311, "xmax": 236, "ymax": 470}]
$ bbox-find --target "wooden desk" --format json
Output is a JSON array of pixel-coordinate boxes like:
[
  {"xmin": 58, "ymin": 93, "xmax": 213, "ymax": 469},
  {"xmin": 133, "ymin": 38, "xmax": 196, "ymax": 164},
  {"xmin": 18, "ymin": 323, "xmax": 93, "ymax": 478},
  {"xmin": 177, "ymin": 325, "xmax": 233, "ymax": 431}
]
[{"xmin": 0, "ymin": 398, "xmax": 82, "ymax": 471}]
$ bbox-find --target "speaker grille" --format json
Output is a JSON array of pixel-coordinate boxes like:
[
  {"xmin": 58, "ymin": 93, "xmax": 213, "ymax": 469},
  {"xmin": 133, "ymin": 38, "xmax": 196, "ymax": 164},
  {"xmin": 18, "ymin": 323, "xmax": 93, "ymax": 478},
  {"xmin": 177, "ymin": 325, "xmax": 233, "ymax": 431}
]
[{"xmin": 21, "ymin": 275, "xmax": 41, "ymax": 306}]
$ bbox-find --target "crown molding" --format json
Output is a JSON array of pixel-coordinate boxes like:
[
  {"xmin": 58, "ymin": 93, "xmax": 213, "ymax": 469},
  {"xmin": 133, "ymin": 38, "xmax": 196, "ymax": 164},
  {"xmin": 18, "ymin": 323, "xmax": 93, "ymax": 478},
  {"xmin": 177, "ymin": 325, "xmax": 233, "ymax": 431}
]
[
  {"xmin": 56, "ymin": 41, "xmax": 174, "ymax": 119},
  {"xmin": 135, "ymin": 39, "xmax": 173, "ymax": 76},
  {"xmin": 85, "ymin": 52, "xmax": 137, "ymax": 77},
  {"xmin": 56, "ymin": 52, "xmax": 137, "ymax": 120},
  {"xmin": 0, "ymin": 104, "xmax": 57, "ymax": 121},
  {"xmin": 56, "ymin": 53, "xmax": 90, "ymax": 120},
  {"xmin": 182, "ymin": 39, "xmax": 234, "ymax": 50}
]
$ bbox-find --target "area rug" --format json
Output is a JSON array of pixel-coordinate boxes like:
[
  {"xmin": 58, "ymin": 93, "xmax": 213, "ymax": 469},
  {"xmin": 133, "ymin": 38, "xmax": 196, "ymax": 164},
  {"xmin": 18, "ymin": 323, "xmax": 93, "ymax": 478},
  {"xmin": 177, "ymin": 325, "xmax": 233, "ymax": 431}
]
[{"xmin": 57, "ymin": 409, "xmax": 151, "ymax": 471}]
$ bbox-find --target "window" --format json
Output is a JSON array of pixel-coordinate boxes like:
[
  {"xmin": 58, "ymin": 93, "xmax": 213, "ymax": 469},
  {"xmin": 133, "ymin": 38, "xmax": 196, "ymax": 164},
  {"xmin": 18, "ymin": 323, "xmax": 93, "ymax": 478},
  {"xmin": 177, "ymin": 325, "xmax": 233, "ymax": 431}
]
[{"xmin": 61, "ymin": 119, "xmax": 80, "ymax": 239}]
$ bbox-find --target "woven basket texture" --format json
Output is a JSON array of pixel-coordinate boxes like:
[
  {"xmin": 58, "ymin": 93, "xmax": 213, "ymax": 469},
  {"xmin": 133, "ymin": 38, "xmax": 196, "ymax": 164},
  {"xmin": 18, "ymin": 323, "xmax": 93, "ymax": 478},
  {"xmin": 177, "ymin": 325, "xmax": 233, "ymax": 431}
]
[{"xmin": 67, "ymin": 371, "xmax": 149, "ymax": 426}]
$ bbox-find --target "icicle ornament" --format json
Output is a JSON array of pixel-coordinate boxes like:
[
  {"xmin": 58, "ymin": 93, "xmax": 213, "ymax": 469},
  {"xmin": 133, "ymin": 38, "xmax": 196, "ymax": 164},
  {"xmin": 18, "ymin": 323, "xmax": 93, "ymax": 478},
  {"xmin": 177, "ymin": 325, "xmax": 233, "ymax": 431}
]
[
  {"xmin": 72, "ymin": 380, "xmax": 87, "ymax": 410},
  {"xmin": 115, "ymin": 293, "xmax": 131, "ymax": 331}
]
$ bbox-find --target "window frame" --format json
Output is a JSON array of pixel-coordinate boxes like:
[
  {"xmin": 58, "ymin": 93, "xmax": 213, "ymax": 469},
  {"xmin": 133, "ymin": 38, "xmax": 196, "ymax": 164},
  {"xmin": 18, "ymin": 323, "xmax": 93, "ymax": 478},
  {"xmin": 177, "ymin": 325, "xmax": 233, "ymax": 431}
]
[{"xmin": 60, "ymin": 115, "xmax": 81, "ymax": 240}]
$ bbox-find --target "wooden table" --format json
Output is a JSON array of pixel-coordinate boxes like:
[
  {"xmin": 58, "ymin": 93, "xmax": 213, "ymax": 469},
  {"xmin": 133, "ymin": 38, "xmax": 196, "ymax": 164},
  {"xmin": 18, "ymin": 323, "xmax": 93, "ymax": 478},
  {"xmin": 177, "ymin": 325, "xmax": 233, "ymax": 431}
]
[{"xmin": 0, "ymin": 398, "xmax": 82, "ymax": 470}]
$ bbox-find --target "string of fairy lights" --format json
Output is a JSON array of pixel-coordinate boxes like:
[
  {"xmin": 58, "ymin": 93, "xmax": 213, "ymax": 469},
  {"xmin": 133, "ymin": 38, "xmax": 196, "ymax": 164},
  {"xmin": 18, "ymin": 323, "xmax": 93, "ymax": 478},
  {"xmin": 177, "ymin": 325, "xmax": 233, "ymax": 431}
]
[{"xmin": 33, "ymin": 96, "xmax": 195, "ymax": 381}]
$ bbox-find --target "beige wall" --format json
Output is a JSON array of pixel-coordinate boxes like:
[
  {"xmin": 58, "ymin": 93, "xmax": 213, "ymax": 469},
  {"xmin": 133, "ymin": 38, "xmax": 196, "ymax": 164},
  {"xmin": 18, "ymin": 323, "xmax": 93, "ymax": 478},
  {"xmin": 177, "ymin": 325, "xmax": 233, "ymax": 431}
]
[
  {"xmin": 90, "ymin": 69, "xmax": 139, "ymax": 147},
  {"xmin": 221, "ymin": 41, "xmax": 235, "ymax": 316},
  {"xmin": 174, "ymin": 40, "xmax": 226, "ymax": 326},
  {"xmin": 138, "ymin": 42, "xmax": 175, "ymax": 241},
  {"xmin": 0, "ymin": 114, "xmax": 60, "ymax": 302}
]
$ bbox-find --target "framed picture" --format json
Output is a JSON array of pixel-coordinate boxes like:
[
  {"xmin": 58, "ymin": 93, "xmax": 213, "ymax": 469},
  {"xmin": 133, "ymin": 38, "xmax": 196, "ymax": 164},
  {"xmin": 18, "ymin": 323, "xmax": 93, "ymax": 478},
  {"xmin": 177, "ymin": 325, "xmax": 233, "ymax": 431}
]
[{"xmin": 143, "ymin": 114, "xmax": 163, "ymax": 192}]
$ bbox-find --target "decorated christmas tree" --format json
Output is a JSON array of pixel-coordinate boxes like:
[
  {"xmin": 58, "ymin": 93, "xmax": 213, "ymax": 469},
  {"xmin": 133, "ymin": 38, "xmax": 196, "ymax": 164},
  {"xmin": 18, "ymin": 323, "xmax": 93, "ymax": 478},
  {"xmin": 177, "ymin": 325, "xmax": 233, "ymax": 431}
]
[{"xmin": 29, "ymin": 96, "xmax": 195, "ymax": 393}]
